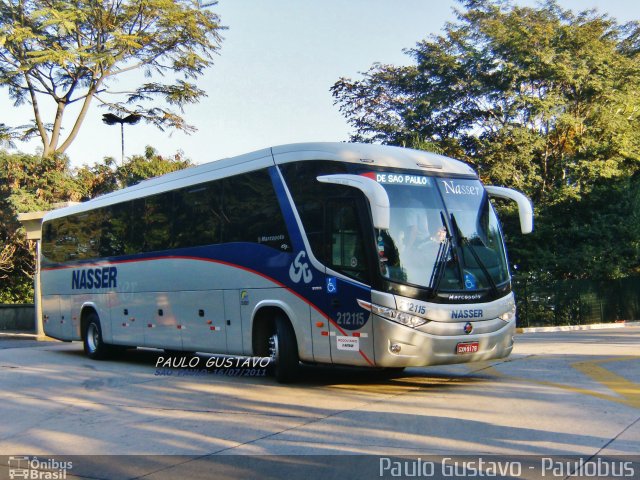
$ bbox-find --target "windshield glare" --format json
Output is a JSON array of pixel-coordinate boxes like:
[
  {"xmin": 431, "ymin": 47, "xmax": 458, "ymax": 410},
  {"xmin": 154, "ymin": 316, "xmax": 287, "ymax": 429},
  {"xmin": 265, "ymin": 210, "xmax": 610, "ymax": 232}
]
[{"xmin": 374, "ymin": 174, "xmax": 510, "ymax": 292}]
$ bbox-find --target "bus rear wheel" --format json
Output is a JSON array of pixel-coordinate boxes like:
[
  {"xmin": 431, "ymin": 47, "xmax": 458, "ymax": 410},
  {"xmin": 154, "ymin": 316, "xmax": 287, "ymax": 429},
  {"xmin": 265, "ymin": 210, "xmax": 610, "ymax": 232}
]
[
  {"xmin": 269, "ymin": 316, "xmax": 300, "ymax": 384},
  {"xmin": 83, "ymin": 312, "xmax": 110, "ymax": 360}
]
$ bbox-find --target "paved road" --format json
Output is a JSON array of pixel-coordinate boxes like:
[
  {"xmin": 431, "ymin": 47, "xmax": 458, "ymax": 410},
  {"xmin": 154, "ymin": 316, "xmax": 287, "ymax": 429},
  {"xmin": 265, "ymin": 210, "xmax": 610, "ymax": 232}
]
[
  {"xmin": 0, "ymin": 328, "xmax": 638, "ymax": 478},
  {"xmin": 0, "ymin": 338, "xmax": 58, "ymax": 349}
]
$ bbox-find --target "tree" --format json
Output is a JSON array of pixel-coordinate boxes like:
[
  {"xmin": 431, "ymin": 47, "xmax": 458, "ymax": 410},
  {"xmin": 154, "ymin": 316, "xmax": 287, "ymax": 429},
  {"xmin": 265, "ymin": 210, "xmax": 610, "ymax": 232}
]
[
  {"xmin": 0, "ymin": 150, "xmax": 82, "ymax": 302},
  {"xmin": 75, "ymin": 145, "xmax": 191, "ymax": 198},
  {"xmin": 0, "ymin": 0, "xmax": 224, "ymax": 157},
  {"xmin": 331, "ymin": 0, "xmax": 640, "ymax": 280},
  {"xmin": 0, "ymin": 123, "xmax": 18, "ymax": 148},
  {"xmin": 0, "ymin": 146, "xmax": 191, "ymax": 303}
]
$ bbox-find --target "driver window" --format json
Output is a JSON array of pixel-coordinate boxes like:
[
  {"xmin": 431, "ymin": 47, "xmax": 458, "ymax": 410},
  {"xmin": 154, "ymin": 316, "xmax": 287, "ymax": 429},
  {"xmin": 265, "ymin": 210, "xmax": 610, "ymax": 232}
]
[{"xmin": 327, "ymin": 198, "xmax": 370, "ymax": 283}]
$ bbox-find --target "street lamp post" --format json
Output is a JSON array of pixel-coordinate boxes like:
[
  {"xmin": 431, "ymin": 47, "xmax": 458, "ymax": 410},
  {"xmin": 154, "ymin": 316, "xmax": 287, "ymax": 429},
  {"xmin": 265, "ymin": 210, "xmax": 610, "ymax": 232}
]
[{"xmin": 102, "ymin": 113, "xmax": 142, "ymax": 164}]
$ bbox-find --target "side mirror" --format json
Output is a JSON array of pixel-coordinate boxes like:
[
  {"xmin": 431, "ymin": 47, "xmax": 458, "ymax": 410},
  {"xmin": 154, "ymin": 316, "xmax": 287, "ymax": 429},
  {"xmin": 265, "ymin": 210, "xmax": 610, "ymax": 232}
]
[
  {"xmin": 485, "ymin": 186, "xmax": 534, "ymax": 234},
  {"xmin": 316, "ymin": 174, "xmax": 390, "ymax": 230}
]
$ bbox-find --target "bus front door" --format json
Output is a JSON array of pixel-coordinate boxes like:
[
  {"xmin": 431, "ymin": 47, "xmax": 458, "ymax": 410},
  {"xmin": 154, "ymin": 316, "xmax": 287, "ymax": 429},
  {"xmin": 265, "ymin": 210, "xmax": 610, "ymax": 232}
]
[{"xmin": 324, "ymin": 198, "xmax": 375, "ymax": 367}]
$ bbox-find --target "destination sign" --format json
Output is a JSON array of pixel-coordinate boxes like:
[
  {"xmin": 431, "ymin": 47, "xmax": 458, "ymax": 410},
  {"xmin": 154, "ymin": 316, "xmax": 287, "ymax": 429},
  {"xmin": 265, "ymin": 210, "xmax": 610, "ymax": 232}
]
[{"xmin": 361, "ymin": 172, "xmax": 431, "ymax": 187}]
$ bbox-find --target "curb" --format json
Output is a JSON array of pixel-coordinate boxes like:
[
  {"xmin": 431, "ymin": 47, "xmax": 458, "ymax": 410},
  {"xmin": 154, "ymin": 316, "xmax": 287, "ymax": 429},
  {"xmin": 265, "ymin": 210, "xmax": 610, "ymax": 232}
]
[{"xmin": 516, "ymin": 321, "xmax": 640, "ymax": 334}]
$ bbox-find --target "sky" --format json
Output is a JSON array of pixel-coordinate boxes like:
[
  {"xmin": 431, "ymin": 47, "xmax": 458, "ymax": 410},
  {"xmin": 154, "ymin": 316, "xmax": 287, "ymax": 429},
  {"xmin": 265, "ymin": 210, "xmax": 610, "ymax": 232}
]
[{"xmin": 2, "ymin": 0, "xmax": 639, "ymax": 167}]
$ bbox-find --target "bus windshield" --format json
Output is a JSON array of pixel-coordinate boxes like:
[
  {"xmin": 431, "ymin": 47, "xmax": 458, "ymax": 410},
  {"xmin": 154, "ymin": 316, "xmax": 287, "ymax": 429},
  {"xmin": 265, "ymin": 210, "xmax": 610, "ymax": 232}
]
[{"xmin": 371, "ymin": 173, "xmax": 510, "ymax": 292}]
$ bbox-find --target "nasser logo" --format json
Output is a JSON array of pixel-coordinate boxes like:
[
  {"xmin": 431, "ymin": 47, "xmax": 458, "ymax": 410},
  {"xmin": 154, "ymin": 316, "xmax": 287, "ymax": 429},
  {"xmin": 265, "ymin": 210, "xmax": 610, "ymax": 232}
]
[
  {"xmin": 464, "ymin": 322, "xmax": 473, "ymax": 334},
  {"xmin": 289, "ymin": 251, "xmax": 313, "ymax": 284}
]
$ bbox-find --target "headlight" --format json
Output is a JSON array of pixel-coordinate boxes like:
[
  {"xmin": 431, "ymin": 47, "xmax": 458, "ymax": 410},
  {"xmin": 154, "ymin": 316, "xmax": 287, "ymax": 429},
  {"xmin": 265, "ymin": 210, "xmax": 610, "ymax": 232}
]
[
  {"xmin": 357, "ymin": 299, "xmax": 428, "ymax": 328},
  {"xmin": 499, "ymin": 305, "xmax": 516, "ymax": 322}
]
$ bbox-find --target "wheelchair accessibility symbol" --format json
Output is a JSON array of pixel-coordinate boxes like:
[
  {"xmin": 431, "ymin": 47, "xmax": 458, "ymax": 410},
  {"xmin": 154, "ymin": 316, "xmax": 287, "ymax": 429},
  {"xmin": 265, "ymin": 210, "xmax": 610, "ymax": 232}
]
[{"xmin": 326, "ymin": 277, "xmax": 337, "ymax": 294}]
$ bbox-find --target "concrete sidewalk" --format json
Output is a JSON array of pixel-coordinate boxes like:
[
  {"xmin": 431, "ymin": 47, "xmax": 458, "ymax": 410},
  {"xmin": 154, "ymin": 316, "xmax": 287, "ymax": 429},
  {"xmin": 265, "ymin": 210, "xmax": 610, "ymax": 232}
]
[{"xmin": 516, "ymin": 320, "xmax": 640, "ymax": 333}]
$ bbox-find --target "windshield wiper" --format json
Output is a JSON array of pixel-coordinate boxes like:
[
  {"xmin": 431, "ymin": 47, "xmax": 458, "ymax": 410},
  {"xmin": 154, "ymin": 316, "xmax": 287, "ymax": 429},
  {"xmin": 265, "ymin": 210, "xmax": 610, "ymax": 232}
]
[
  {"xmin": 428, "ymin": 212, "xmax": 452, "ymax": 293},
  {"xmin": 450, "ymin": 213, "xmax": 499, "ymax": 297}
]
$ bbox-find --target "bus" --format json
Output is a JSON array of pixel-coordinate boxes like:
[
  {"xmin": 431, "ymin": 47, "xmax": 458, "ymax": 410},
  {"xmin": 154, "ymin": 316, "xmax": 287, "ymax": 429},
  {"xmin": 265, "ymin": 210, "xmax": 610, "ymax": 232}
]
[{"xmin": 40, "ymin": 142, "xmax": 533, "ymax": 382}]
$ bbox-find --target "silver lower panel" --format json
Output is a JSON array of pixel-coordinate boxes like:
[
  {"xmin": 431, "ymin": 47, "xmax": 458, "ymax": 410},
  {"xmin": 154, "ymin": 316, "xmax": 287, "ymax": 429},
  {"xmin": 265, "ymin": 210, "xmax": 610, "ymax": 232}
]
[{"xmin": 372, "ymin": 315, "xmax": 515, "ymax": 367}]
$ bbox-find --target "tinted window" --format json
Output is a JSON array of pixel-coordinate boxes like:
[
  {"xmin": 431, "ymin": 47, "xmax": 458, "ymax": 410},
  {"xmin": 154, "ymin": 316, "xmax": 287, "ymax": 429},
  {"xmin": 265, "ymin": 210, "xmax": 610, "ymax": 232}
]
[
  {"xmin": 143, "ymin": 192, "xmax": 173, "ymax": 252},
  {"xmin": 173, "ymin": 184, "xmax": 222, "ymax": 248},
  {"xmin": 280, "ymin": 161, "xmax": 373, "ymax": 283},
  {"xmin": 280, "ymin": 160, "xmax": 348, "ymax": 263},
  {"xmin": 327, "ymin": 198, "xmax": 370, "ymax": 283},
  {"xmin": 221, "ymin": 170, "xmax": 291, "ymax": 251},
  {"xmin": 129, "ymin": 199, "xmax": 146, "ymax": 253},
  {"xmin": 42, "ymin": 216, "xmax": 81, "ymax": 263},
  {"xmin": 296, "ymin": 200, "xmax": 326, "ymax": 264},
  {"xmin": 99, "ymin": 203, "xmax": 130, "ymax": 257},
  {"xmin": 41, "ymin": 168, "xmax": 290, "ymax": 263},
  {"xmin": 41, "ymin": 222, "xmax": 56, "ymax": 261},
  {"xmin": 74, "ymin": 212, "xmax": 101, "ymax": 259}
]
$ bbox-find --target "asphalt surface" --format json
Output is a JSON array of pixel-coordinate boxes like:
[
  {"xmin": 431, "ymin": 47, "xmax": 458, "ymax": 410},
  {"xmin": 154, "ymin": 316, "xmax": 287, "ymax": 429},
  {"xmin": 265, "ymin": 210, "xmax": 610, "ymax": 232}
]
[
  {"xmin": 0, "ymin": 327, "xmax": 638, "ymax": 479},
  {"xmin": 0, "ymin": 338, "xmax": 58, "ymax": 349}
]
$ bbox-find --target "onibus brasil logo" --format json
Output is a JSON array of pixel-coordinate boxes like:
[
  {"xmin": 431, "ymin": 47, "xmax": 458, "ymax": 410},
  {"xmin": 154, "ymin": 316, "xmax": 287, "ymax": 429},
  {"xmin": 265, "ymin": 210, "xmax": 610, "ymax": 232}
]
[{"xmin": 8, "ymin": 456, "xmax": 73, "ymax": 479}]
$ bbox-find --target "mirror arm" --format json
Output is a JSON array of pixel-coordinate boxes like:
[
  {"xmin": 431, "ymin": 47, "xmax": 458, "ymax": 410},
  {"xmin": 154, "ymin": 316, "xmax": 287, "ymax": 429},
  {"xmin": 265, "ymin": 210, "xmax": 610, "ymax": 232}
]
[{"xmin": 485, "ymin": 186, "xmax": 534, "ymax": 234}]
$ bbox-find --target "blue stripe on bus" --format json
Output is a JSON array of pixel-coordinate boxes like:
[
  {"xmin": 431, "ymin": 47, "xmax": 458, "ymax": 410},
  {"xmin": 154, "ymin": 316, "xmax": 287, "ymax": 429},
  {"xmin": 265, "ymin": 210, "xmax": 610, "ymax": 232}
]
[
  {"xmin": 269, "ymin": 165, "xmax": 307, "ymax": 253},
  {"xmin": 42, "ymin": 242, "xmax": 372, "ymax": 332}
]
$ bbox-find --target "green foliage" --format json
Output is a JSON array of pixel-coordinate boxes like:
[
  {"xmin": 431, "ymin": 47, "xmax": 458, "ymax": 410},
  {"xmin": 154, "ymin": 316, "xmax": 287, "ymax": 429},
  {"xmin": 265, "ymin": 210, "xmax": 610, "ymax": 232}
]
[
  {"xmin": 0, "ymin": 276, "xmax": 33, "ymax": 304},
  {"xmin": 117, "ymin": 146, "xmax": 192, "ymax": 188},
  {"xmin": 0, "ymin": 123, "xmax": 18, "ymax": 148},
  {"xmin": 0, "ymin": 0, "xmax": 225, "ymax": 156},
  {"xmin": 0, "ymin": 146, "xmax": 191, "ymax": 303},
  {"xmin": 505, "ymin": 174, "xmax": 640, "ymax": 279},
  {"xmin": 332, "ymin": 0, "xmax": 640, "ymax": 281},
  {"xmin": 514, "ymin": 274, "xmax": 640, "ymax": 327},
  {"xmin": 74, "ymin": 146, "xmax": 192, "ymax": 199},
  {"xmin": 0, "ymin": 150, "xmax": 80, "ymax": 304}
]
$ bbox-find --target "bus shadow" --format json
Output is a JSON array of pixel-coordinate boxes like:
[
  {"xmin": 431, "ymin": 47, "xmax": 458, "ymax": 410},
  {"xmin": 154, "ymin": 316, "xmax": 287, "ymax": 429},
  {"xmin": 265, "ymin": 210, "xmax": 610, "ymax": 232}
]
[{"xmin": 292, "ymin": 364, "xmax": 489, "ymax": 391}]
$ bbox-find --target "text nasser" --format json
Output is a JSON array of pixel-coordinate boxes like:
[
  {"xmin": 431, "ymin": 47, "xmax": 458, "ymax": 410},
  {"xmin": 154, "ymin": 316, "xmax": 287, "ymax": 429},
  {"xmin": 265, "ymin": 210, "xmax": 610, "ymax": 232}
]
[
  {"xmin": 71, "ymin": 267, "xmax": 117, "ymax": 290},
  {"xmin": 451, "ymin": 309, "xmax": 483, "ymax": 319}
]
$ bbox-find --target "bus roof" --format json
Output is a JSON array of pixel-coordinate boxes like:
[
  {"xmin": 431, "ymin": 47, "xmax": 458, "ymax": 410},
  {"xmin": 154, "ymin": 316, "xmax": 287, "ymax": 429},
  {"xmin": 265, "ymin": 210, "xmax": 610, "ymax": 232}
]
[{"xmin": 42, "ymin": 142, "xmax": 477, "ymax": 221}]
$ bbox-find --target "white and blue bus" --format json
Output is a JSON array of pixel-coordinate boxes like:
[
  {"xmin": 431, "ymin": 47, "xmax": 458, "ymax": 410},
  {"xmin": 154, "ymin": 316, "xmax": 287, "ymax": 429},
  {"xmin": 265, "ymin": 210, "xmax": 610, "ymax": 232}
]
[{"xmin": 40, "ymin": 142, "xmax": 533, "ymax": 382}]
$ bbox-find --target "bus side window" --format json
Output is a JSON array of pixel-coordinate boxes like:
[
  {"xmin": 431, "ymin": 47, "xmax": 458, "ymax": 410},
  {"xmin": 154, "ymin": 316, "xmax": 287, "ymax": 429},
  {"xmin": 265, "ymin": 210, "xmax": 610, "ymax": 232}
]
[
  {"xmin": 296, "ymin": 200, "xmax": 326, "ymax": 264},
  {"xmin": 101, "ymin": 203, "xmax": 130, "ymax": 257},
  {"xmin": 279, "ymin": 160, "xmax": 349, "ymax": 261},
  {"xmin": 129, "ymin": 199, "xmax": 146, "ymax": 253},
  {"xmin": 173, "ymin": 184, "xmax": 222, "ymax": 248},
  {"xmin": 74, "ymin": 212, "xmax": 101, "ymax": 260},
  {"xmin": 326, "ymin": 198, "xmax": 371, "ymax": 284},
  {"xmin": 54, "ymin": 216, "xmax": 80, "ymax": 262},
  {"xmin": 221, "ymin": 170, "xmax": 291, "ymax": 250},
  {"xmin": 41, "ymin": 222, "xmax": 56, "ymax": 262},
  {"xmin": 144, "ymin": 192, "xmax": 173, "ymax": 252}
]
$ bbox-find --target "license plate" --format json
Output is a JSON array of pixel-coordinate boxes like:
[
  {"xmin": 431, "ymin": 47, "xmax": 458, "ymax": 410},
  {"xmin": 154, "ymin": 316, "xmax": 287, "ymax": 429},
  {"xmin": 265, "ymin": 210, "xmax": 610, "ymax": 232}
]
[{"xmin": 456, "ymin": 342, "xmax": 479, "ymax": 354}]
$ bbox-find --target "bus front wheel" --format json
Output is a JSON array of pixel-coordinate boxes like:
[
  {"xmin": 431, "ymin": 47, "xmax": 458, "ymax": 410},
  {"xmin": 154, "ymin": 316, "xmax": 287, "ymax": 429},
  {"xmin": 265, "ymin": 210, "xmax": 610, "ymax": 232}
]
[
  {"xmin": 83, "ymin": 312, "xmax": 110, "ymax": 360},
  {"xmin": 269, "ymin": 316, "xmax": 300, "ymax": 383}
]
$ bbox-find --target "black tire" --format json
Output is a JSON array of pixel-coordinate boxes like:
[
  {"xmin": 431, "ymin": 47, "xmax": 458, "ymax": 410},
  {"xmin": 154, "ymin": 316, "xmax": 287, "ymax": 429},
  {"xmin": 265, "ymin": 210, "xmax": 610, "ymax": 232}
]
[
  {"xmin": 83, "ymin": 312, "xmax": 110, "ymax": 360},
  {"xmin": 269, "ymin": 315, "xmax": 300, "ymax": 383}
]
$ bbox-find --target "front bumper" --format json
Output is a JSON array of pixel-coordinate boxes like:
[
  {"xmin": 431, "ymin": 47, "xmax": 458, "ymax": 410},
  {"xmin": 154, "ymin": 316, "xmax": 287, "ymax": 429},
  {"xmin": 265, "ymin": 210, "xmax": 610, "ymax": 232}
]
[{"xmin": 372, "ymin": 315, "xmax": 516, "ymax": 367}]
